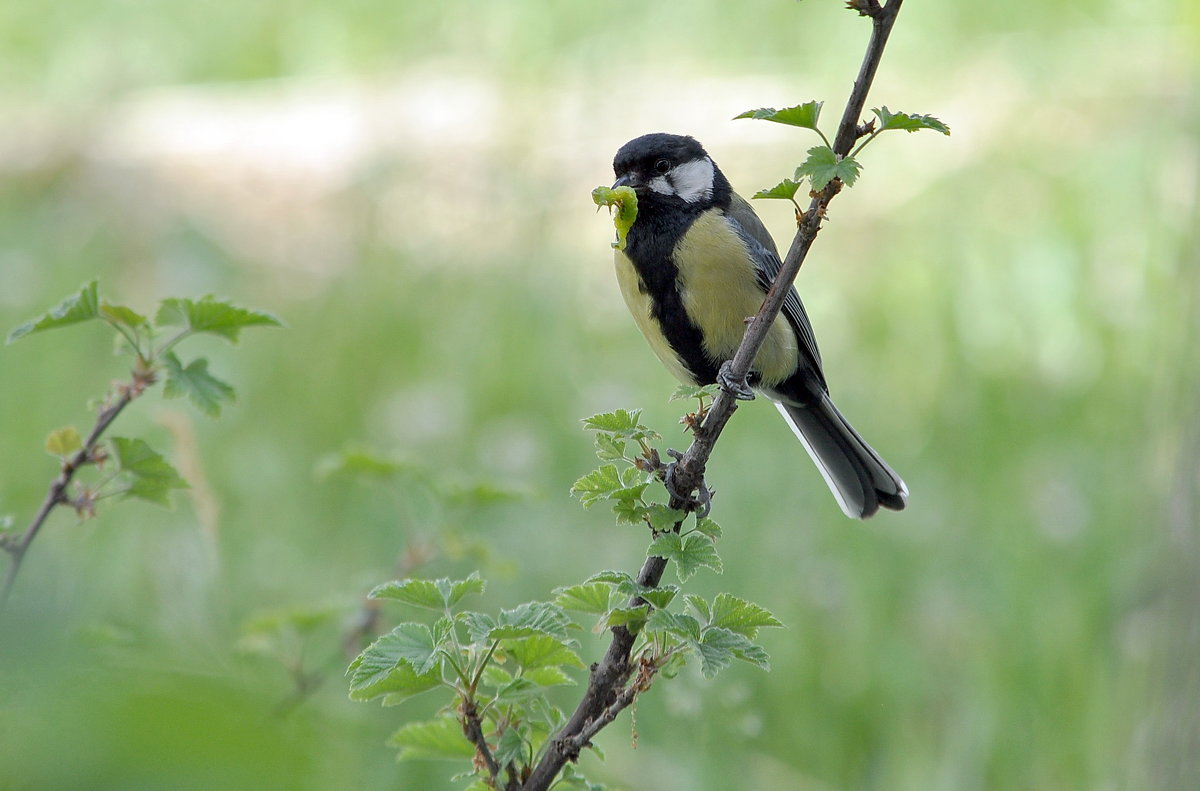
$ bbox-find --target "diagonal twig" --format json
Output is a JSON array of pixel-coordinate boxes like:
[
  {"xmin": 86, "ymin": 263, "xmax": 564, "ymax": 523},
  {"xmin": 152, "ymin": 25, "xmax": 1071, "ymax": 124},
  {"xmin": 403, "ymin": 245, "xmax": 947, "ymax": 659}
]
[{"xmin": 521, "ymin": 7, "xmax": 907, "ymax": 788}]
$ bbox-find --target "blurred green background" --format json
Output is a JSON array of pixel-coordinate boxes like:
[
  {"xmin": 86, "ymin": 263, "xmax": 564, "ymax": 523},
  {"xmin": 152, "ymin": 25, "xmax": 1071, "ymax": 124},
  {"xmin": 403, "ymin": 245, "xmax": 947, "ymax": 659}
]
[{"xmin": 2, "ymin": 1, "xmax": 1197, "ymax": 789}]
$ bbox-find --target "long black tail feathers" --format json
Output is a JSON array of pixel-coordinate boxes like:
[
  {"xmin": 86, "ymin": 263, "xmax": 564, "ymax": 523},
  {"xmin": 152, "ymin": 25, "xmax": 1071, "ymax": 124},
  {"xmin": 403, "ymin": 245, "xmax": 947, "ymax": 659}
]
[{"xmin": 773, "ymin": 397, "xmax": 908, "ymax": 519}]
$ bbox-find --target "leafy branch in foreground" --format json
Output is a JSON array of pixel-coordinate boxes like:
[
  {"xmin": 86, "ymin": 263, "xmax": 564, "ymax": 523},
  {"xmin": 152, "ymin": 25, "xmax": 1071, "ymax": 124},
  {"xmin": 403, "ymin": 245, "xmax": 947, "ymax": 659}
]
[
  {"xmin": 354, "ymin": 2, "xmax": 936, "ymax": 788},
  {"xmin": 0, "ymin": 280, "xmax": 281, "ymax": 609},
  {"xmin": 349, "ymin": 402, "xmax": 781, "ymax": 791}
]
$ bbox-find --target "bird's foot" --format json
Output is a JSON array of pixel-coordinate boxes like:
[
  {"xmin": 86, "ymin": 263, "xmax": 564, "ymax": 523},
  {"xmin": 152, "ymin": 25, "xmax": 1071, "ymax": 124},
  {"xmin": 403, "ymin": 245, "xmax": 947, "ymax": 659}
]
[
  {"xmin": 717, "ymin": 361, "xmax": 755, "ymax": 401},
  {"xmin": 663, "ymin": 449, "xmax": 713, "ymax": 519}
]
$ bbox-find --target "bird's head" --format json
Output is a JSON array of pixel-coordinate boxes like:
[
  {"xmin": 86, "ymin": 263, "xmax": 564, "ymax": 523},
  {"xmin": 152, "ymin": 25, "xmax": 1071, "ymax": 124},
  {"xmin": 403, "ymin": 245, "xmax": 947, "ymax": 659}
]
[{"xmin": 612, "ymin": 133, "xmax": 729, "ymax": 208}]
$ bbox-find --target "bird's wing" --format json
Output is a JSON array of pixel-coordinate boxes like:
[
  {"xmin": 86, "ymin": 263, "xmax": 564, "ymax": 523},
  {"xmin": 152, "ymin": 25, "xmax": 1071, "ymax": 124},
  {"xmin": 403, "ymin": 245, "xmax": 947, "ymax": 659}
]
[{"xmin": 725, "ymin": 193, "xmax": 825, "ymax": 380}]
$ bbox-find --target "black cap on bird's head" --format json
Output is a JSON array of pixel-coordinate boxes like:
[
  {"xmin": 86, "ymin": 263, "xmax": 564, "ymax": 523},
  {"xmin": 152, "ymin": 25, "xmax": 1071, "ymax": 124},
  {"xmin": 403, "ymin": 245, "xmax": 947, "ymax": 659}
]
[{"xmin": 612, "ymin": 133, "xmax": 729, "ymax": 208}]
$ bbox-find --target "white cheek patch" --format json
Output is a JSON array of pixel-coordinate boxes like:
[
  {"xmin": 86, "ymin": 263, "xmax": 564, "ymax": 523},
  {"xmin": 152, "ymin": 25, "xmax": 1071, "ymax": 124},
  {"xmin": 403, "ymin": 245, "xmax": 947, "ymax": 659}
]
[
  {"xmin": 648, "ymin": 175, "xmax": 673, "ymax": 195},
  {"xmin": 669, "ymin": 157, "xmax": 715, "ymax": 203}
]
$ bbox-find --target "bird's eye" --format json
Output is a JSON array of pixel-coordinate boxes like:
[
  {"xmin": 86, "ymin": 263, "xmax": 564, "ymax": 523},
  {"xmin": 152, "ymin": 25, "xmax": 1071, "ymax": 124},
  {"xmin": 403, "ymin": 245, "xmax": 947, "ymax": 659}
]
[{"xmin": 653, "ymin": 159, "xmax": 672, "ymax": 175}]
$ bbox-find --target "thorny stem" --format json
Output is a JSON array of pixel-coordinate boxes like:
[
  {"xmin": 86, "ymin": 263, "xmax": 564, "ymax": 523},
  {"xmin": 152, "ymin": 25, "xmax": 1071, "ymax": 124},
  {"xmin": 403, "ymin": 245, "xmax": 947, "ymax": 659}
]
[{"xmin": 521, "ymin": 2, "xmax": 906, "ymax": 789}]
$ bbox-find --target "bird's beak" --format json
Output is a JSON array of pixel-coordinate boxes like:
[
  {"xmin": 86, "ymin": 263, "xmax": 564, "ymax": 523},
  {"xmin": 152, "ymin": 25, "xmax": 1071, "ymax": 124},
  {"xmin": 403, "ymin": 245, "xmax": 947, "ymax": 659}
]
[{"xmin": 612, "ymin": 174, "xmax": 636, "ymax": 189}]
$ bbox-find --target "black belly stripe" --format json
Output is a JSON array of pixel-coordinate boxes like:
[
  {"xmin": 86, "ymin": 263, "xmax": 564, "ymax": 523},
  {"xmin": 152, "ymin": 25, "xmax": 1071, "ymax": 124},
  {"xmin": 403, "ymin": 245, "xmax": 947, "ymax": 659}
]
[{"xmin": 623, "ymin": 199, "xmax": 720, "ymax": 385}]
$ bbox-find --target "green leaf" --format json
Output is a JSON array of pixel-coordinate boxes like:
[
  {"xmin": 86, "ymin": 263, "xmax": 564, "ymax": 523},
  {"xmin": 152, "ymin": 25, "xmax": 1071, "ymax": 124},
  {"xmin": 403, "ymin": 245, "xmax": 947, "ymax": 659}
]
[
  {"xmin": 370, "ymin": 578, "xmax": 446, "ymax": 610},
  {"xmin": 593, "ymin": 433, "xmax": 627, "ymax": 461},
  {"xmin": 735, "ymin": 101, "xmax": 824, "ymax": 130},
  {"xmin": 389, "ymin": 715, "xmax": 474, "ymax": 760},
  {"xmin": 370, "ymin": 573, "xmax": 484, "ymax": 611},
  {"xmin": 795, "ymin": 146, "xmax": 862, "ymax": 190},
  {"xmin": 357, "ymin": 622, "xmax": 442, "ymax": 678},
  {"xmin": 110, "ymin": 437, "xmax": 188, "ymax": 506},
  {"xmin": 587, "ymin": 570, "xmax": 633, "ymax": 586},
  {"xmin": 494, "ymin": 726, "xmax": 527, "ymax": 769},
  {"xmin": 493, "ymin": 677, "xmax": 541, "ymax": 704},
  {"xmin": 632, "ymin": 584, "xmax": 679, "ymax": 610},
  {"xmin": 489, "ymin": 601, "xmax": 572, "ymax": 640},
  {"xmin": 644, "ymin": 609, "xmax": 702, "ymax": 642},
  {"xmin": 154, "ymin": 295, "xmax": 282, "ymax": 343},
  {"xmin": 553, "ymin": 582, "xmax": 614, "ymax": 615},
  {"xmin": 524, "ymin": 666, "xmax": 575, "ymax": 687},
  {"xmin": 695, "ymin": 628, "xmax": 739, "ymax": 678},
  {"xmin": 458, "ymin": 611, "xmax": 497, "ymax": 644},
  {"xmin": 684, "ymin": 594, "xmax": 711, "ymax": 623},
  {"xmin": 872, "ymin": 106, "xmax": 951, "ymax": 135},
  {"xmin": 605, "ymin": 605, "xmax": 650, "ymax": 632},
  {"xmin": 669, "ymin": 383, "xmax": 721, "ymax": 402},
  {"xmin": 314, "ymin": 448, "xmax": 421, "ymax": 481},
  {"xmin": 581, "ymin": 409, "xmax": 660, "ymax": 442},
  {"xmin": 582, "ymin": 409, "xmax": 643, "ymax": 433},
  {"xmin": 504, "ymin": 634, "xmax": 585, "ymax": 670},
  {"xmin": 444, "ymin": 572, "xmax": 486, "ymax": 607},
  {"xmin": 7, "ymin": 281, "xmax": 100, "ymax": 344},
  {"xmin": 162, "ymin": 353, "xmax": 235, "ymax": 417},
  {"xmin": 708, "ymin": 593, "xmax": 784, "ymax": 638},
  {"xmin": 645, "ymin": 504, "xmax": 687, "ymax": 532},
  {"xmin": 752, "ymin": 179, "xmax": 803, "ymax": 201},
  {"xmin": 570, "ymin": 464, "xmax": 623, "ymax": 507},
  {"xmin": 45, "ymin": 426, "xmax": 82, "ymax": 457},
  {"xmin": 99, "ymin": 302, "xmax": 148, "ymax": 329},
  {"xmin": 611, "ymin": 498, "xmax": 648, "ymax": 526},
  {"xmin": 693, "ymin": 517, "xmax": 723, "ymax": 540},
  {"xmin": 646, "ymin": 533, "xmax": 723, "ymax": 583},
  {"xmin": 347, "ymin": 653, "xmax": 443, "ymax": 703}
]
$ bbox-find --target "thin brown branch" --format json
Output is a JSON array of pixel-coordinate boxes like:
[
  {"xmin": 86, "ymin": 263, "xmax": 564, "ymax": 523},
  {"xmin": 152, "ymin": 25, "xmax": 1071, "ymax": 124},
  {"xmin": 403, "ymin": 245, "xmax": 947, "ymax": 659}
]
[
  {"xmin": 461, "ymin": 698, "xmax": 502, "ymax": 781},
  {"xmin": 0, "ymin": 380, "xmax": 139, "ymax": 611},
  {"xmin": 520, "ymin": 3, "xmax": 906, "ymax": 789}
]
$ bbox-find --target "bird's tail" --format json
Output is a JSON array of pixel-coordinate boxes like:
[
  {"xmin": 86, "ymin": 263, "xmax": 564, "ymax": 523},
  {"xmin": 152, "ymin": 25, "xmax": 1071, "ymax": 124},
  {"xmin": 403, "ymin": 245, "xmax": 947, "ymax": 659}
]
[{"xmin": 773, "ymin": 395, "xmax": 908, "ymax": 519}]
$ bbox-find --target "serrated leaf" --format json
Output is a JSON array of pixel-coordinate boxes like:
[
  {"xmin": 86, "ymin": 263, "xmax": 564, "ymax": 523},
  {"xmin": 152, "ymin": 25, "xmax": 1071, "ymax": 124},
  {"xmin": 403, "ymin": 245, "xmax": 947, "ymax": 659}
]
[
  {"xmin": 162, "ymin": 353, "xmax": 235, "ymax": 417},
  {"xmin": 586, "ymin": 570, "xmax": 633, "ymax": 586},
  {"xmin": 553, "ymin": 583, "xmax": 614, "ymax": 615},
  {"xmin": 494, "ymin": 677, "xmax": 541, "ymax": 704},
  {"xmin": 458, "ymin": 611, "xmax": 497, "ymax": 644},
  {"xmin": 110, "ymin": 437, "xmax": 188, "ymax": 506},
  {"xmin": 99, "ymin": 302, "xmax": 147, "ymax": 329},
  {"xmin": 45, "ymin": 426, "xmax": 82, "ymax": 457},
  {"xmin": 612, "ymin": 498, "xmax": 648, "ymax": 526},
  {"xmin": 582, "ymin": 409, "xmax": 643, "ymax": 433},
  {"xmin": 709, "ymin": 593, "xmax": 784, "ymax": 638},
  {"xmin": 581, "ymin": 409, "xmax": 660, "ymax": 442},
  {"xmin": 605, "ymin": 605, "xmax": 650, "ymax": 632},
  {"xmin": 684, "ymin": 594, "xmax": 711, "ymax": 622},
  {"xmin": 632, "ymin": 584, "xmax": 679, "ymax": 610},
  {"xmin": 570, "ymin": 464, "xmax": 623, "ymax": 507},
  {"xmin": 872, "ymin": 106, "xmax": 951, "ymax": 135},
  {"xmin": 445, "ymin": 572, "xmax": 485, "ymax": 607},
  {"xmin": 693, "ymin": 517, "xmax": 722, "ymax": 539},
  {"xmin": 348, "ymin": 654, "xmax": 443, "ymax": 703},
  {"xmin": 695, "ymin": 628, "xmax": 739, "ymax": 678},
  {"xmin": 646, "ymin": 533, "xmax": 723, "ymax": 583},
  {"xmin": 504, "ymin": 634, "xmax": 585, "ymax": 670},
  {"xmin": 669, "ymin": 383, "xmax": 721, "ymax": 401},
  {"xmin": 154, "ymin": 295, "xmax": 282, "ymax": 343},
  {"xmin": 370, "ymin": 578, "xmax": 446, "ymax": 610},
  {"xmin": 644, "ymin": 609, "xmax": 702, "ymax": 642},
  {"xmin": 389, "ymin": 715, "xmax": 474, "ymax": 760},
  {"xmin": 735, "ymin": 101, "xmax": 823, "ymax": 130},
  {"xmin": 524, "ymin": 666, "xmax": 575, "ymax": 687},
  {"xmin": 489, "ymin": 601, "xmax": 571, "ymax": 641},
  {"xmin": 356, "ymin": 622, "xmax": 442, "ymax": 679},
  {"xmin": 594, "ymin": 433, "xmax": 627, "ymax": 461},
  {"xmin": 645, "ymin": 504, "xmax": 687, "ymax": 532},
  {"xmin": 494, "ymin": 726, "xmax": 527, "ymax": 768},
  {"xmin": 752, "ymin": 179, "xmax": 803, "ymax": 201},
  {"xmin": 7, "ymin": 281, "xmax": 100, "ymax": 344},
  {"xmin": 795, "ymin": 146, "xmax": 862, "ymax": 190}
]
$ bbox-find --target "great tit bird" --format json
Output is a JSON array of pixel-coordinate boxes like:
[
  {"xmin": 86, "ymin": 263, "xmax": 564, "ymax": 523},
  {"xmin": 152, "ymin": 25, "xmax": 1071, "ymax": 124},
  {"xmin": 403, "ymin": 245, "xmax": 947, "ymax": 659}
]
[{"xmin": 609, "ymin": 132, "xmax": 907, "ymax": 518}]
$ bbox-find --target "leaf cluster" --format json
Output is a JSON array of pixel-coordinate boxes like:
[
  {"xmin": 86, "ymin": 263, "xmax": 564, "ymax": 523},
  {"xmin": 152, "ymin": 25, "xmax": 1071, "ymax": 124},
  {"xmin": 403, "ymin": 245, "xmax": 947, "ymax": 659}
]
[{"xmin": 736, "ymin": 101, "xmax": 950, "ymax": 206}]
